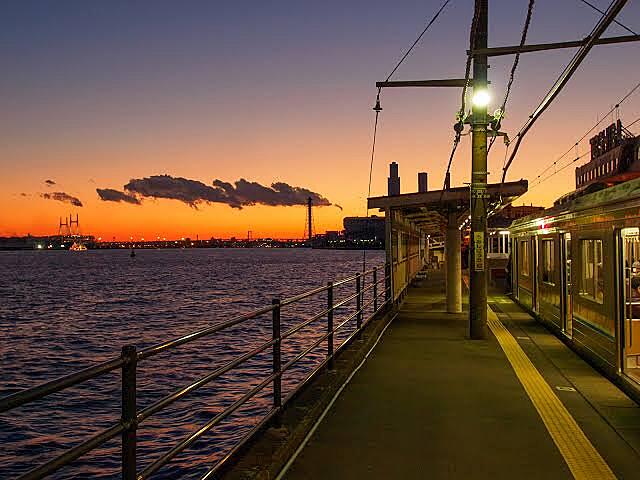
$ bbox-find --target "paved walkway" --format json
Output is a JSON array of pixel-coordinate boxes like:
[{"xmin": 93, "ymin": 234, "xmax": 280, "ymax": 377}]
[{"xmin": 282, "ymin": 272, "xmax": 640, "ymax": 479}]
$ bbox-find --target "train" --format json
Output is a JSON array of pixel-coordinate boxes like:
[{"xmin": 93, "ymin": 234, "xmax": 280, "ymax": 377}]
[{"xmin": 508, "ymin": 120, "xmax": 640, "ymax": 401}]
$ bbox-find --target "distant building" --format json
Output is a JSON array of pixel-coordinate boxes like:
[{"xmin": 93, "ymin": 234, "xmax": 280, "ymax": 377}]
[
  {"xmin": 500, "ymin": 204, "xmax": 545, "ymax": 220},
  {"xmin": 343, "ymin": 216, "xmax": 385, "ymax": 243},
  {"xmin": 324, "ymin": 230, "xmax": 341, "ymax": 242},
  {"xmin": 388, "ymin": 162, "xmax": 400, "ymax": 196}
]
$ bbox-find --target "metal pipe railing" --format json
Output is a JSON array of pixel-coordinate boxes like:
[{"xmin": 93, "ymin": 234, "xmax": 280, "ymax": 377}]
[{"xmin": 2, "ymin": 262, "xmax": 391, "ymax": 479}]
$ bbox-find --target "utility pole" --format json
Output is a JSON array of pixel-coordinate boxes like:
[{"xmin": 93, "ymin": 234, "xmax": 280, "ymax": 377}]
[{"xmin": 469, "ymin": 0, "xmax": 488, "ymax": 339}]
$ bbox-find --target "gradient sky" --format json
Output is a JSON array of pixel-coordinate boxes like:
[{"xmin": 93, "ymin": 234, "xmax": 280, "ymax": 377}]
[{"xmin": 1, "ymin": 0, "xmax": 639, "ymax": 240}]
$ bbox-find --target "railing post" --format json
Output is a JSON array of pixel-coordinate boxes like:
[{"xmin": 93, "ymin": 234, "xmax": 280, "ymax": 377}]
[
  {"xmin": 373, "ymin": 267, "xmax": 378, "ymax": 312},
  {"xmin": 327, "ymin": 282, "xmax": 334, "ymax": 369},
  {"xmin": 356, "ymin": 273, "xmax": 362, "ymax": 329},
  {"xmin": 121, "ymin": 345, "xmax": 137, "ymax": 480},
  {"xmin": 272, "ymin": 299, "xmax": 282, "ymax": 412},
  {"xmin": 385, "ymin": 263, "xmax": 391, "ymax": 305}
]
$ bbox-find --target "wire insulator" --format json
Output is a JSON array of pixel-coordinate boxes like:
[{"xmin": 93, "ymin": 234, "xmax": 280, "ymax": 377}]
[{"xmin": 373, "ymin": 95, "xmax": 382, "ymax": 113}]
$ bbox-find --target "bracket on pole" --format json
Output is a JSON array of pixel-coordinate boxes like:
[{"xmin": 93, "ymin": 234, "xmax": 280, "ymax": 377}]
[
  {"xmin": 376, "ymin": 79, "xmax": 468, "ymax": 88},
  {"xmin": 471, "ymin": 34, "xmax": 640, "ymax": 57}
]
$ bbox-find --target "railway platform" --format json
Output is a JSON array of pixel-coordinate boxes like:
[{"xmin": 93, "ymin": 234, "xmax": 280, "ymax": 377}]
[{"xmin": 280, "ymin": 271, "xmax": 640, "ymax": 479}]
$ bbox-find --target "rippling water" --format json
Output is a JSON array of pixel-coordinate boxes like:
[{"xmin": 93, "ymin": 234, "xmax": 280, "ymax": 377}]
[{"xmin": 0, "ymin": 248, "xmax": 384, "ymax": 479}]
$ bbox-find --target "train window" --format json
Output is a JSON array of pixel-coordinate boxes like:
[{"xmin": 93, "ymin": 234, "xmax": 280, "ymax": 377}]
[
  {"xmin": 520, "ymin": 240, "xmax": 529, "ymax": 277},
  {"xmin": 490, "ymin": 237, "xmax": 499, "ymax": 253},
  {"xmin": 542, "ymin": 239, "xmax": 555, "ymax": 284},
  {"xmin": 580, "ymin": 239, "xmax": 604, "ymax": 303}
]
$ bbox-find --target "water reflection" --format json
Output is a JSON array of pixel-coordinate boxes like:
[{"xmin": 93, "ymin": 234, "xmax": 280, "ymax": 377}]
[{"xmin": 0, "ymin": 248, "xmax": 384, "ymax": 479}]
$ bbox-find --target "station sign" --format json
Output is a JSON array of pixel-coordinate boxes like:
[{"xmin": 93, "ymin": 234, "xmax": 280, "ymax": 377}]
[
  {"xmin": 473, "ymin": 231, "xmax": 485, "ymax": 271},
  {"xmin": 590, "ymin": 120, "xmax": 624, "ymax": 160}
]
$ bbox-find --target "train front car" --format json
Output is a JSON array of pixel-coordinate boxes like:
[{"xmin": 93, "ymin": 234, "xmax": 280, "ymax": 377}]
[{"xmin": 509, "ymin": 122, "xmax": 640, "ymax": 402}]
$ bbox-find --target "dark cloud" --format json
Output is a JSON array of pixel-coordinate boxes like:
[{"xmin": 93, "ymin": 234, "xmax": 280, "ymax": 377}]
[
  {"xmin": 45, "ymin": 179, "xmax": 56, "ymax": 186},
  {"xmin": 124, "ymin": 175, "xmax": 230, "ymax": 208},
  {"xmin": 103, "ymin": 174, "xmax": 336, "ymax": 209},
  {"xmin": 42, "ymin": 191, "xmax": 83, "ymax": 207},
  {"xmin": 270, "ymin": 181, "xmax": 332, "ymax": 207},
  {"xmin": 20, "ymin": 192, "xmax": 28, "ymax": 197},
  {"xmin": 96, "ymin": 188, "xmax": 141, "ymax": 205}
]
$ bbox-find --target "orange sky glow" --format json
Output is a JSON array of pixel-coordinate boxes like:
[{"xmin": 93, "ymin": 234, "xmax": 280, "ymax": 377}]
[{"xmin": 1, "ymin": 2, "xmax": 638, "ymax": 240}]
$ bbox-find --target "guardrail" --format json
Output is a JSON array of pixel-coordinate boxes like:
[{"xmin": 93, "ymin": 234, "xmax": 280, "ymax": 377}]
[{"xmin": 0, "ymin": 263, "xmax": 392, "ymax": 480}]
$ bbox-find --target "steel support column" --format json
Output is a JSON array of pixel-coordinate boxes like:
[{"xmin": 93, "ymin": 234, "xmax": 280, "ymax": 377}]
[
  {"xmin": 446, "ymin": 211, "xmax": 462, "ymax": 313},
  {"xmin": 469, "ymin": 0, "xmax": 488, "ymax": 339}
]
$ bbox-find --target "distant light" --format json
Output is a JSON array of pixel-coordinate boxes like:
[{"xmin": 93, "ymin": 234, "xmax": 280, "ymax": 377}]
[{"xmin": 472, "ymin": 90, "xmax": 490, "ymax": 107}]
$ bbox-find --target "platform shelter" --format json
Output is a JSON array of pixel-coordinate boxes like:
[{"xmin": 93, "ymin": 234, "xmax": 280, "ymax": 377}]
[{"xmin": 368, "ymin": 164, "xmax": 527, "ymax": 316}]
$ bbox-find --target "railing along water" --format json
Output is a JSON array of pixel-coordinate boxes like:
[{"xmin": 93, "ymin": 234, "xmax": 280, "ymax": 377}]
[{"xmin": 0, "ymin": 263, "xmax": 391, "ymax": 480}]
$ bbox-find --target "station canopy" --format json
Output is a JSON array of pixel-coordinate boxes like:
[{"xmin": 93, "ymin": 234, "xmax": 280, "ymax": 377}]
[{"xmin": 367, "ymin": 180, "xmax": 528, "ymax": 236}]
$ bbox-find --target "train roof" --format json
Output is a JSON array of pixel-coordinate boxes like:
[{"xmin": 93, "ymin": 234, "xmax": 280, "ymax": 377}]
[{"xmin": 510, "ymin": 175, "xmax": 640, "ymax": 232}]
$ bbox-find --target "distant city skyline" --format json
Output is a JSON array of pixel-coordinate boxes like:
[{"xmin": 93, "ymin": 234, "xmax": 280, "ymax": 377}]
[{"xmin": 1, "ymin": 1, "xmax": 639, "ymax": 240}]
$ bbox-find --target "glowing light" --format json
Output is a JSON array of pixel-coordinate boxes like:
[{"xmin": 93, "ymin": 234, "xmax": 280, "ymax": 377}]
[
  {"xmin": 499, "ymin": 230, "xmax": 509, "ymax": 235},
  {"xmin": 472, "ymin": 90, "xmax": 490, "ymax": 107}
]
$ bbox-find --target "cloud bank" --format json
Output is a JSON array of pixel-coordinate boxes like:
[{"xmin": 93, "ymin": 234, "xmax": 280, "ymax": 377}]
[
  {"xmin": 97, "ymin": 175, "xmax": 338, "ymax": 210},
  {"xmin": 42, "ymin": 191, "xmax": 83, "ymax": 207},
  {"xmin": 45, "ymin": 179, "xmax": 56, "ymax": 186},
  {"xmin": 96, "ymin": 188, "xmax": 141, "ymax": 205}
]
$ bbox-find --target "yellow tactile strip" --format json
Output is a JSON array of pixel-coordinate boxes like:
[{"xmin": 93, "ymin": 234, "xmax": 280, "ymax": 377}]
[{"xmin": 487, "ymin": 308, "xmax": 616, "ymax": 480}]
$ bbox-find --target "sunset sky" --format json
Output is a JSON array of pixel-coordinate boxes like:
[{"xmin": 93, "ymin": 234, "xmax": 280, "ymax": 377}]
[{"xmin": 1, "ymin": 1, "xmax": 639, "ymax": 240}]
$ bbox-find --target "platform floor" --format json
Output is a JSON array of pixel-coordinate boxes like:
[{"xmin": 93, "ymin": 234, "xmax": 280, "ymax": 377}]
[{"xmin": 282, "ymin": 273, "xmax": 640, "ymax": 479}]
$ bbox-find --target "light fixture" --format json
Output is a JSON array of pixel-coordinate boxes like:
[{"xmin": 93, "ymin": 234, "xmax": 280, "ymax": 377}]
[{"xmin": 472, "ymin": 89, "xmax": 490, "ymax": 107}]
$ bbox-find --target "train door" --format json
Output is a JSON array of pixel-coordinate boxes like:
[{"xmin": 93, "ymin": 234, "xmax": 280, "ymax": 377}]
[
  {"xmin": 532, "ymin": 236, "xmax": 539, "ymax": 313},
  {"xmin": 561, "ymin": 233, "xmax": 573, "ymax": 337},
  {"xmin": 512, "ymin": 238, "xmax": 518, "ymax": 297},
  {"xmin": 621, "ymin": 227, "xmax": 640, "ymax": 383}
]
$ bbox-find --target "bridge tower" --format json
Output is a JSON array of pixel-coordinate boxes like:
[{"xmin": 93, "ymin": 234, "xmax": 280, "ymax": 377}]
[{"xmin": 69, "ymin": 214, "xmax": 79, "ymax": 236}]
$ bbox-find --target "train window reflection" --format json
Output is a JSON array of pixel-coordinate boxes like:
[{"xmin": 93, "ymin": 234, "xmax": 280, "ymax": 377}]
[
  {"xmin": 520, "ymin": 240, "xmax": 529, "ymax": 277},
  {"xmin": 542, "ymin": 239, "xmax": 555, "ymax": 284},
  {"xmin": 580, "ymin": 239, "xmax": 603, "ymax": 303}
]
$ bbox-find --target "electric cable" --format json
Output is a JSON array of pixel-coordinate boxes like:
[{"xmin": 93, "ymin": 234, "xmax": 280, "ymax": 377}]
[
  {"xmin": 500, "ymin": 0, "xmax": 630, "ymax": 184},
  {"xmin": 362, "ymin": 0, "xmax": 454, "ymax": 272},
  {"xmin": 382, "ymin": 0, "xmax": 454, "ymax": 84},
  {"xmin": 487, "ymin": 0, "xmax": 535, "ymax": 155},
  {"xmin": 440, "ymin": 1, "xmax": 480, "ymax": 201},
  {"xmin": 528, "ymin": 81, "xmax": 640, "ymax": 185},
  {"xmin": 577, "ymin": 0, "xmax": 637, "ymax": 35},
  {"xmin": 530, "ymin": 113, "xmax": 640, "ymax": 188}
]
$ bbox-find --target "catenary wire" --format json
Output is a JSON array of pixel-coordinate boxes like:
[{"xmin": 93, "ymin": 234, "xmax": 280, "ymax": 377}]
[
  {"xmin": 362, "ymin": 0, "xmax": 454, "ymax": 271},
  {"xmin": 440, "ymin": 1, "xmax": 480, "ymax": 201},
  {"xmin": 382, "ymin": 0, "xmax": 454, "ymax": 84},
  {"xmin": 577, "ymin": 0, "xmax": 637, "ymax": 35},
  {"xmin": 487, "ymin": 0, "xmax": 535, "ymax": 155},
  {"xmin": 500, "ymin": 0, "xmax": 631, "ymax": 184},
  {"xmin": 529, "ymin": 81, "xmax": 640, "ymax": 185},
  {"xmin": 520, "ymin": 113, "xmax": 639, "ymax": 193}
]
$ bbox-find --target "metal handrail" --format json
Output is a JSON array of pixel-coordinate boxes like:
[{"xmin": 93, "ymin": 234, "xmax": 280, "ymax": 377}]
[
  {"xmin": 137, "ymin": 304, "xmax": 276, "ymax": 360},
  {"xmin": 0, "ymin": 356, "xmax": 125, "ymax": 412},
  {"xmin": 137, "ymin": 337, "xmax": 277, "ymax": 423},
  {"xmin": 2, "ymin": 262, "xmax": 391, "ymax": 480}
]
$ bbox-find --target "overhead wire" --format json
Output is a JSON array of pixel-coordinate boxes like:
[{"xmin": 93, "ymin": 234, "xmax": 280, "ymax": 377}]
[
  {"xmin": 381, "ymin": 0, "xmax": 455, "ymax": 85},
  {"xmin": 512, "ymin": 112, "xmax": 639, "ymax": 198},
  {"xmin": 487, "ymin": 0, "xmax": 535, "ymax": 155},
  {"xmin": 362, "ymin": 0, "xmax": 454, "ymax": 272},
  {"xmin": 577, "ymin": 0, "xmax": 637, "ymax": 35},
  {"xmin": 528, "ymin": 80, "xmax": 640, "ymax": 186},
  {"xmin": 500, "ymin": 0, "xmax": 630, "ymax": 184},
  {"xmin": 440, "ymin": 0, "xmax": 481, "ymax": 201}
]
